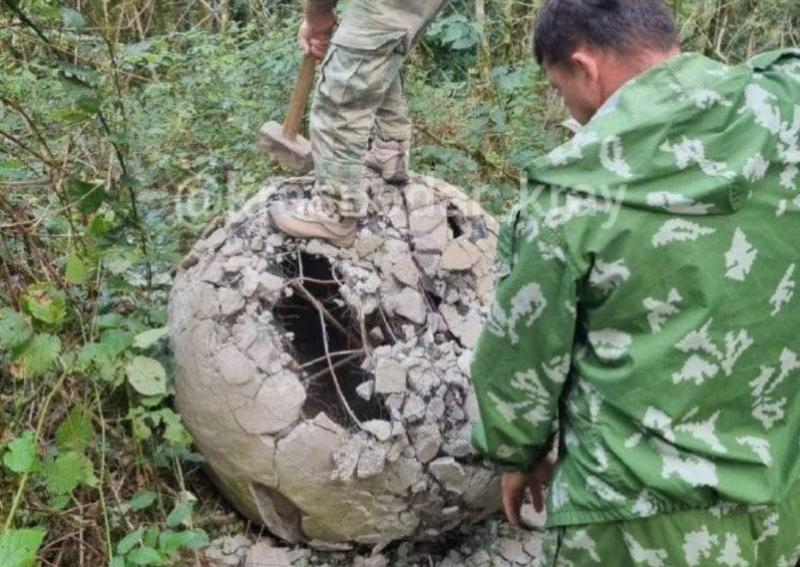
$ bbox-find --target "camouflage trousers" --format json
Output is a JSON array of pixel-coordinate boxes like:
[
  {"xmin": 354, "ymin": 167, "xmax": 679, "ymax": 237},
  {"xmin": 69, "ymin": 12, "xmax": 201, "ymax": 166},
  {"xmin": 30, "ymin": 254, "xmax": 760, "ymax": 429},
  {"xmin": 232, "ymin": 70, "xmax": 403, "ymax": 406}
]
[
  {"xmin": 541, "ymin": 481, "xmax": 800, "ymax": 567},
  {"xmin": 310, "ymin": 0, "xmax": 447, "ymax": 217}
]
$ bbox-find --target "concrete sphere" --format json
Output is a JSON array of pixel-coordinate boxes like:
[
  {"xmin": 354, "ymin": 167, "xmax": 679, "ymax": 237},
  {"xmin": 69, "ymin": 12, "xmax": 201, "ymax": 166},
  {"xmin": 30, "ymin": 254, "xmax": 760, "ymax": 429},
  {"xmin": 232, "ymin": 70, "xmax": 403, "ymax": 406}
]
[{"xmin": 168, "ymin": 175, "xmax": 502, "ymax": 548}]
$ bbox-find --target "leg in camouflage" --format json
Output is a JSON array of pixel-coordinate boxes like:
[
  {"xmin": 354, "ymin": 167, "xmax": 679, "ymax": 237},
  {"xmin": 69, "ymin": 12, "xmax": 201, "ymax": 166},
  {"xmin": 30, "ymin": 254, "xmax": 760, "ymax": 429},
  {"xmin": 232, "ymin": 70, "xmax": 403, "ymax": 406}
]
[
  {"xmin": 310, "ymin": 0, "xmax": 448, "ymax": 217},
  {"xmin": 311, "ymin": 40, "xmax": 407, "ymax": 217},
  {"xmin": 271, "ymin": 41, "xmax": 407, "ymax": 243},
  {"xmin": 272, "ymin": 0, "xmax": 447, "ymax": 244},
  {"xmin": 364, "ymin": 74, "xmax": 412, "ymax": 185},
  {"xmin": 540, "ymin": 480, "xmax": 800, "ymax": 566}
]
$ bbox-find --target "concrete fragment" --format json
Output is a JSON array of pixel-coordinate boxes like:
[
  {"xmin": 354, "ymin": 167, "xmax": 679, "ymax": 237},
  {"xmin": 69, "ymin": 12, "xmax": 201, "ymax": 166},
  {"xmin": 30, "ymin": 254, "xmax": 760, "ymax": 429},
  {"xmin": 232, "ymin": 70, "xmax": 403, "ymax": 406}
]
[
  {"xmin": 465, "ymin": 550, "xmax": 491, "ymax": 567},
  {"xmin": 245, "ymin": 542, "xmax": 291, "ymax": 567},
  {"xmin": 357, "ymin": 442, "xmax": 389, "ymax": 479},
  {"xmin": 409, "ymin": 369, "xmax": 440, "ymax": 396},
  {"xmin": 234, "ymin": 373, "xmax": 306, "ymax": 434},
  {"xmin": 362, "ymin": 419, "xmax": 392, "ymax": 442},
  {"xmin": 387, "ymin": 206, "xmax": 408, "ymax": 230},
  {"xmin": 391, "ymin": 420, "xmax": 405, "ymax": 438},
  {"xmin": 305, "ymin": 539, "xmax": 353, "ymax": 551},
  {"xmin": 374, "ymin": 358, "xmax": 408, "ymax": 394},
  {"xmin": 427, "ymin": 396, "xmax": 446, "ymax": 421},
  {"xmin": 257, "ymin": 272, "xmax": 284, "ymax": 302},
  {"xmin": 521, "ymin": 502, "xmax": 547, "ymax": 531},
  {"xmin": 355, "ymin": 380, "xmax": 374, "ymax": 401},
  {"xmin": 462, "ymin": 467, "xmax": 502, "ymax": 512},
  {"xmin": 224, "ymin": 256, "xmax": 250, "ymax": 273},
  {"xmin": 385, "ymin": 457, "xmax": 424, "ymax": 494},
  {"xmin": 390, "ymin": 254, "xmax": 420, "ymax": 287},
  {"xmin": 355, "ymin": 234, "xmax": 384, "ymax": 258},
  {"xmin": 385, "ymin": 287, "xmax": 427, "ymax": 325},
  {"xmin": 439, "ymin": 304, "xmax": 483, "ymax": 349},
  {"xmin": 497, "ymin": 538, "xmax": 529, "ymax": 565},
  {"xmin": 204, "ymin": 228, "xmax": 227, "ymax": 251},
  {"xmin": 415, "ymin": 222, "xmax": 450, "ymax": 253},
  {"xmin": 216, "ymin": 345, "xmax": 257, "ymax": 386},
  {"xmin": 522, "ymin": 530, "xmax": 543, "ymax": 558},
  {"xmin": 221, "ymin": 534, "xmax": 252, "ymax": 555},
  {"xmin": 233, "ymin": 320, "xmax": 258, "ymax": 351},
  {"xmin": 402, "ymin": 394, "xmax": 426, "ymax": 423},
  {"xmin": 384, "ymin": 393, "xmax": 406, "ymax": 421},
  {"xmin": 304, "ymin": 238, "xmax": 342, "ymax": 259},
  {"xmin": 429, "ymin": 457, "xmax": 469, "ymax": 495},
  {"xmin": 354, "ymin": 554, "xmax": 389, "ymax": 567},
  {"xmin": 219, "ymin": 287, "xmax": 245, "ymax": 316},
  {"xmin": 332, "ymin": 434, "xmax": 367, "ymax": 482},
  {"xmin": 247, "ymin": 338, "xmax": 281, "ymax": 373},
  {"xmin": 369, "ymin": 326, "xmax": 385, "ymax": 344},
  {"xmin": 221, "ymin": 239, "xmax": 244, "ymax": 257},
  {"xmin": 202, "ymin": 261, "xmax": 225, "ymax": 284},
  {"xmin": 204, "ymin": 534, "xmax": 251, "ymax": 567},
  {"xmin": 403, "ymin": 180, "xmax": 435, "ymax": 211},
  {"xmin": 443, "ymin": 425, "xmax": 474, "ymax": 458},
  {"xmin": 409, "ymin": 205, "xmax": 444, "ymax": 236},
  {"xmin": 411, "ymin": 422, "xmax": 442, "ymax": 464},
  {"xmin": 413, "ymin": 251, "xmax": 442, "ymax": 276},
  {"xmin": 457, "ymin": 349, "xmax": 473, "ymax": 374},
  {"xmin": 195, "ymin": 283, "xmax": 220, "ymax": 319},
  {"xmin": 266, "ymin": 233, "xmax": 284, "ymax": 247},
  {"xmin": 241, "ymin": 267, "xmax": 260, "ymax": 297},
  {"xmin": 385, "ymin": 438, "xmax": 405, "ymax": 463},
  {"xmin": 440, "ymin": 237, "xmax": 482, "ymax": 271}
]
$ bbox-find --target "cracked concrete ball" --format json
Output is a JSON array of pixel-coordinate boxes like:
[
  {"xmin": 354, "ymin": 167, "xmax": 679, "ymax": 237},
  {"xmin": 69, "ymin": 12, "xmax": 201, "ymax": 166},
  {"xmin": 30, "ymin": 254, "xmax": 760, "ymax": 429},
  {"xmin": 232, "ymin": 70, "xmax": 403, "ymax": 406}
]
[{"xmin": 168, "ymin": 174, "xmax": 503, "ymax": 549}]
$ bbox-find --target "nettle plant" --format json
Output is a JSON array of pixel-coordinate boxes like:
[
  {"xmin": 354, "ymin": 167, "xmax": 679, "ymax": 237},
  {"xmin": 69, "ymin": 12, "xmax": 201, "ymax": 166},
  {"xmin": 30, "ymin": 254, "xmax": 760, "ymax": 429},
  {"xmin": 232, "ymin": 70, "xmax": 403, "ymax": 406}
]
[
  {"xmin": 0, "ymin": 5, "xmax": 224, "ymax": 565},
  {"xmin": 0, "ymin": 297, "xmax": 206, "ymax": 565}
]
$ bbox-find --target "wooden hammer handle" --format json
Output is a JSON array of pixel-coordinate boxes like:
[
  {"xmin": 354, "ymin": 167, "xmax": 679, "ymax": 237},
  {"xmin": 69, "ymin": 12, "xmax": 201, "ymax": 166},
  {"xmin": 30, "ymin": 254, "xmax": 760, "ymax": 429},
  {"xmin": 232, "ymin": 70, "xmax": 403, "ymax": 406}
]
[{"xmin": 282, "ymin": 54, "xmax": 318, "ymax": 140}]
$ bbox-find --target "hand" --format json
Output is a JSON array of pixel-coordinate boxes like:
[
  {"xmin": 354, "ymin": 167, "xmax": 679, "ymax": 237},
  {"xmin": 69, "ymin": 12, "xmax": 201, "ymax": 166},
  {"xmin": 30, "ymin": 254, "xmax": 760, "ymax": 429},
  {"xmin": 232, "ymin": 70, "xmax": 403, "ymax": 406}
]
[
  {"xmin": 501, "ymin": 457, "xmax": 555, "ymax": 528},
  {"xmin": 298, "ymin": 10, "xmax": 337, "ymax": 59}
]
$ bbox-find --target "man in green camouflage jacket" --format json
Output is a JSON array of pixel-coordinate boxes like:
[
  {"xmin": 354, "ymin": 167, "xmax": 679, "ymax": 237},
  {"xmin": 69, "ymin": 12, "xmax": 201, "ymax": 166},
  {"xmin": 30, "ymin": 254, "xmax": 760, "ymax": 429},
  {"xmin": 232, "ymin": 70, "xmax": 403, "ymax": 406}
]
[
  {"xmin": 470, "ymin": 0, "xmax": 800, "ymax": 564},
  {"xmin": 270, "ymin": 0, "xmax": 448, "ymax": 247}
]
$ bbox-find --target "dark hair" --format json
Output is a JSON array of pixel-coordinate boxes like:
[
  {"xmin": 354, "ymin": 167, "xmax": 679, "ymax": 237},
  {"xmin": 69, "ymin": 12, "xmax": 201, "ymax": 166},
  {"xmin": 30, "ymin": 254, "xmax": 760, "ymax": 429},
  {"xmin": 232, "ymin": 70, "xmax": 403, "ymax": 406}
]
[{"xmin": 533, "ymin": 0, "xmax": 679, "ymax": 67}]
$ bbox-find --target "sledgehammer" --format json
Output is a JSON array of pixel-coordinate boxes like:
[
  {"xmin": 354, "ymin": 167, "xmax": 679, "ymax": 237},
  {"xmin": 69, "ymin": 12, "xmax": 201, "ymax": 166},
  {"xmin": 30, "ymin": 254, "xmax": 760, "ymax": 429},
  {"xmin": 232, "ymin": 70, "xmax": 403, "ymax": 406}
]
[{"xmin": 258, "ymin": 53, "xmax": 317, "ymax": 173}]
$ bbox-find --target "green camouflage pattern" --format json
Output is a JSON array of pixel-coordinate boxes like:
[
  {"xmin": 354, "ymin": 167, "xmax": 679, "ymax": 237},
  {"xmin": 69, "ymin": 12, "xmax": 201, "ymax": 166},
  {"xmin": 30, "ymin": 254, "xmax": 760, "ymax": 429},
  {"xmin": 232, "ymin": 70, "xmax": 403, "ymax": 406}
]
[
  {"xmin": 310, "ymin": 0, "xmax": 447, "ymax": 216},
  {"xmin": 470, "ymin": 49, "xmax": 800, "ymax": 529},
  {"xmin": 542, "ymin": 480, "xmax": 800, "ymax": 566}
]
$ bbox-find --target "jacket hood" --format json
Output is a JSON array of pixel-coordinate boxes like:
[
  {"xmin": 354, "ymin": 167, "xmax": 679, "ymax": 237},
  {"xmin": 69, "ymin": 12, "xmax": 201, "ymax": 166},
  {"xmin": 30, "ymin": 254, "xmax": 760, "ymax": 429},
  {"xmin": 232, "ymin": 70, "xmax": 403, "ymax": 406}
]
[{"xmin": 526, "ymin": 49, "xmax": 800, "ymax": 217}]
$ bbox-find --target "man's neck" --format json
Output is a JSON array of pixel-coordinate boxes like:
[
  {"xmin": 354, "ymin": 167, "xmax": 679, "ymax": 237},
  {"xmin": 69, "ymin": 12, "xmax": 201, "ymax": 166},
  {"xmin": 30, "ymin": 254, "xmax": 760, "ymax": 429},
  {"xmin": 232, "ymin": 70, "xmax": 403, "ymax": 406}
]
[{"xmin": 602, "ymin": 47, "xmax": 682, "ymax": 101}]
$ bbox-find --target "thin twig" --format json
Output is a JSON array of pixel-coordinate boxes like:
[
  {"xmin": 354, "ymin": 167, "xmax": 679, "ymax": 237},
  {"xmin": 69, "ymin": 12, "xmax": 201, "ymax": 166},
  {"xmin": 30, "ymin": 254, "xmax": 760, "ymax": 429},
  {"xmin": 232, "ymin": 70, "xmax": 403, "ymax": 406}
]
[
  {"xmin": 172, "ymin": 456, "xmax": 202, "ymax": 567},
  {"xmin": 300, "ymin": 349, "xmax": 364, "ymax": 370},
  {"xmin": 290, "ymin": 282, "xmax": 360, "ymax": 347},
  {"xmin": 378, "ymin": 306, "xmax": 398, "ymax": 343},
  {"xmin": 317, "ymin": 310, "xmax": 362, "ymax": 428},
  {"xmin": 304, "ymin": 353, "xmax": 361, "ymax": 383},
  {"xmin": 285, "ymin": 276, "xmax": 340, "ymax": 286},
  {"xmin": 4, "ymin": 371, "xmax": 69, "ymax": 531},
  {"xmin": 91, "ymin": 381, "xmax": 113, "ymax": 561}
]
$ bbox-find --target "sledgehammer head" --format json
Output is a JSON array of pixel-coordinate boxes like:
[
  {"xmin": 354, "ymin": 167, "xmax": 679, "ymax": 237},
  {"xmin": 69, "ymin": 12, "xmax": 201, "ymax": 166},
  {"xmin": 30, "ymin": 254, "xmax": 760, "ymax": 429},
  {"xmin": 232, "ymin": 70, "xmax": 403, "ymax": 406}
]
[{"xmin": 258, "ymin": 121, "xmax": 313, "ymax": 174}]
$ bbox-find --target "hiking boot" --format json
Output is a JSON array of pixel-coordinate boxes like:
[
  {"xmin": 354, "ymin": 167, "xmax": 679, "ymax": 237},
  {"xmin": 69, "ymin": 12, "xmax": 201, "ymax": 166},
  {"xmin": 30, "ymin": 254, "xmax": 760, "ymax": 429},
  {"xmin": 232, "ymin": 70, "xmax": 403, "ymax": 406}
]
[
  {"xmin": 363, "ymin": 137, "xmax": 410, "ymax": 185},
  {"xmin": 269, "ymin": 198, "xmax": 357, "ymax": 248}
]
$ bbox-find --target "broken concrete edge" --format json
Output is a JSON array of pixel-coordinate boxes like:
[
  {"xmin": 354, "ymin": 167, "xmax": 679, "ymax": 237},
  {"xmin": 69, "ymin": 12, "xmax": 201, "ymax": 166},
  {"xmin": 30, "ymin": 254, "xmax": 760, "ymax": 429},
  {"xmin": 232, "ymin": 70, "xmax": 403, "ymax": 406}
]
[
  {"xmin": 207, "ymin": 505, "xmax": 545, "ymax": 567},
  {"xmin": 169, "ymin": 173, "xmax": 505, "ymax": 548}
]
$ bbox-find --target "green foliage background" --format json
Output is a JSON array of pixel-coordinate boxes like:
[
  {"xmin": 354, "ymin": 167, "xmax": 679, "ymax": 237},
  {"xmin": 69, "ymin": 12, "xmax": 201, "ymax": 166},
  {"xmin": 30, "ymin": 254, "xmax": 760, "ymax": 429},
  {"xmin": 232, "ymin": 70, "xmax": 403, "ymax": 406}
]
[{"xmin": 0, "ymin": 0, "xmax": 798, "ymax": 564}]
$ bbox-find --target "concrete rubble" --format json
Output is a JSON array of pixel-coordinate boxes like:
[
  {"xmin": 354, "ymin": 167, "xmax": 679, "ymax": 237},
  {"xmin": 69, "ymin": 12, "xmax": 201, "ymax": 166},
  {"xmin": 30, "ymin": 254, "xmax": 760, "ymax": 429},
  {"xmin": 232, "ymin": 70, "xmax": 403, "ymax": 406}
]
[
  {"xmin": 202, "ymin": 508, "xmax": 545, "ymax": 566},
  {"xmin": 169, "ymin": 174, "xmax": 508, "ymax": 549},
  {"xmin": 244, "ymin": 542, "xmax": 292, "ymax": 567}
]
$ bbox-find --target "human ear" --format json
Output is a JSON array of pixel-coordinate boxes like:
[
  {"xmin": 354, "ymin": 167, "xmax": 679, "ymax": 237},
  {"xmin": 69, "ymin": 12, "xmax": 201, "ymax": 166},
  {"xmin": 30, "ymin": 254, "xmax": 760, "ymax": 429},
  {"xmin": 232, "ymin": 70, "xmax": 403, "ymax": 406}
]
[{"xmin": 570, "ymin": 51, "xmax": 600, "ymax": 86}]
